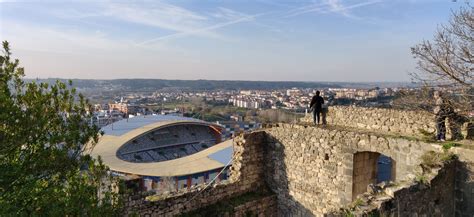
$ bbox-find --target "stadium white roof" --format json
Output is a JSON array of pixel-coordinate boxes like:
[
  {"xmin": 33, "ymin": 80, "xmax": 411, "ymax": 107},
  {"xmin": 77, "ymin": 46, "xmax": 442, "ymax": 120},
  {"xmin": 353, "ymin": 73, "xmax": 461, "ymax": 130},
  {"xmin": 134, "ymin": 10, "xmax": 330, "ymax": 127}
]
[
  {"xmin": 101, "ymin": 115, "xmax": 201, "ymax": 136},
  {"xmin": 89, "ymin": 115, "xmax": 233, "ymax": 177}
]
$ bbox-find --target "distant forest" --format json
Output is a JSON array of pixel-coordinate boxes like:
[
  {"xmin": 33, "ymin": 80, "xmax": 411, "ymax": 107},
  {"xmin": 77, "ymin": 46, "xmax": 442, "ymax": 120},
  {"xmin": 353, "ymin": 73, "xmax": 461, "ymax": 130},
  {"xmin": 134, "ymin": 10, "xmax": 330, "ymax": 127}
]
[{"xmin": 27, "ymin": 78, "xmax": 414, "ymax": 92}]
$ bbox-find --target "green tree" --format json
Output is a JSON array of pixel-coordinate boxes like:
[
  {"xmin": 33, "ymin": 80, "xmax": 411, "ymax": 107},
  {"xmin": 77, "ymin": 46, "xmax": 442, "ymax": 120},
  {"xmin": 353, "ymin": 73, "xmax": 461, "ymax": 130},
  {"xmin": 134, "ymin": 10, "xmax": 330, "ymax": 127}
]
[{"xmin": 0, "ymin": 41, "xmax": 121, "ymax": 216}]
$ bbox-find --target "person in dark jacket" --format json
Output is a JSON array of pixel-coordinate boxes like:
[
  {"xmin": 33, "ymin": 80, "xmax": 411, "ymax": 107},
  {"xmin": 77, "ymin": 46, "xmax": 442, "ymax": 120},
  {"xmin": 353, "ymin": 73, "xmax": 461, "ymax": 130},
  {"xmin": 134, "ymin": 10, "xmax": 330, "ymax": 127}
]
[
  {"xmin": 434, "ymin": 91, "xmax": 447, "ymax": 141},
  {"xmin": 310, "ymin": 91, "xmax": 324, "ymax": 125}
]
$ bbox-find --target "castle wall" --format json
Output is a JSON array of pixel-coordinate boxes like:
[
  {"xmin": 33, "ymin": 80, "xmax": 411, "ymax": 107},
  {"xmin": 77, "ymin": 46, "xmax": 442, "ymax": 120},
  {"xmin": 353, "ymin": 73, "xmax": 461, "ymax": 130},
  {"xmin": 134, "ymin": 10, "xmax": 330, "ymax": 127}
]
[
  {"xmin": 301, "ymin": 106, "xmax": 436, "ymax": 137},
  {"xmin": 263, "ymin": 124, "xmax": 438, "ymax": 216},
  {"xmin": 228, "ymin": 195, "xmax": 277, "ymax": 217},
  {"xmin": 121, "ymin": 106, "xmax": 473, "ymax": 217},
  {"xmin": 124, "ymin": 132, "xmax": 268, "ymax": 216},
  {"xmin": 183, "ymin": 194, "xmax": 278, "ymax": 217}
]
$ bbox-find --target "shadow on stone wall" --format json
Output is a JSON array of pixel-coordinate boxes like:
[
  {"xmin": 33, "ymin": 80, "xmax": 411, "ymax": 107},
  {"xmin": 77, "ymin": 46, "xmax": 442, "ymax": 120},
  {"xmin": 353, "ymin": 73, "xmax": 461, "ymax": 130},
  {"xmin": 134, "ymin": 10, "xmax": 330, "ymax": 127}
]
[
  {"xmin": 455, "ymin": 161, "xmax": 474, "ymax": 217},
  {"xmin": 263, "ymin": 133, "xmax": 316, "ymax": 216}
]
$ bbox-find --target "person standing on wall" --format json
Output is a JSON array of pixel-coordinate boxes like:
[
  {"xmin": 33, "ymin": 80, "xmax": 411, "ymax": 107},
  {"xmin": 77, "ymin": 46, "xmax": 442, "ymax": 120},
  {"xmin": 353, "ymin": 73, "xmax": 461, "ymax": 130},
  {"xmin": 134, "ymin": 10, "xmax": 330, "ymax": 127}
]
[
  {"xmin": 434, "ymin": 91, "xmax": 447, "ymax": 141},
  {"xmin": 310, "ymin": 91, "xmax": 325, "ymax": 125}
]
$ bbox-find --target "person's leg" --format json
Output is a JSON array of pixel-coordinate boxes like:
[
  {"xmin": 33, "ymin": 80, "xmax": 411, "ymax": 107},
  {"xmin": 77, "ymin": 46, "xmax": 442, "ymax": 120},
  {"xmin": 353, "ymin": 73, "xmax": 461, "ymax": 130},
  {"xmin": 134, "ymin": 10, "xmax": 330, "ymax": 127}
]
[
  {"xmin": 312, "ymin": 110, "xmax": 317, "ymax": 124},
  {"xmin": 440, "ymin": 118, "xmax": 446, "ymax": 141},
  {"xmin": 436, "ymin": 115, "xmax": 444, "ymax": 140},
  {"xmin": 316, "ymin": 110, "xmax": 321, "ymax": 125}
]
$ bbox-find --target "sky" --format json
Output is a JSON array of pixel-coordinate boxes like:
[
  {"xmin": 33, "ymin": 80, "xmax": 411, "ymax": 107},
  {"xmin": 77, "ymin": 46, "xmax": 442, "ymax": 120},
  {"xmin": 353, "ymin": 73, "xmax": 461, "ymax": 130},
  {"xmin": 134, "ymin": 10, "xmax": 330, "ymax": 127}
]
[{"xmin": 0, "ymin": 0, "xmax": 464, "ymax": 82}]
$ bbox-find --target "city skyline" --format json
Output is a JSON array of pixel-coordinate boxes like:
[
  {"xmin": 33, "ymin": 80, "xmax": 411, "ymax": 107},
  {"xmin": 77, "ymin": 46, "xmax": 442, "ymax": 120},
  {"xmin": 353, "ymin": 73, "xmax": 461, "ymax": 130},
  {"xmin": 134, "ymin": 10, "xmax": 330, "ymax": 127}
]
[{"xmin": 0, "ymin": 0, "xmax": 460, "ymax": 82}]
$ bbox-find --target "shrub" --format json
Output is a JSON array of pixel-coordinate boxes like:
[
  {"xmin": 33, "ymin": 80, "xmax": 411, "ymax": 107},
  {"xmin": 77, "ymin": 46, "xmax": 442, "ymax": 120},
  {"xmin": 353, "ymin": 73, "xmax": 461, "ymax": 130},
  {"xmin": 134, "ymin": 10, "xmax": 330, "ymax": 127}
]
[
  {"xmin": 420, "ymin": 150, "xmax": 458, "ymax": 168},
  {"xmin": 442, "ymin": 142, "xmax": 461, "ymax": 150},
  {"xmin": 415, "ymin": 174, "xmax": 429, "ymax": 185}
]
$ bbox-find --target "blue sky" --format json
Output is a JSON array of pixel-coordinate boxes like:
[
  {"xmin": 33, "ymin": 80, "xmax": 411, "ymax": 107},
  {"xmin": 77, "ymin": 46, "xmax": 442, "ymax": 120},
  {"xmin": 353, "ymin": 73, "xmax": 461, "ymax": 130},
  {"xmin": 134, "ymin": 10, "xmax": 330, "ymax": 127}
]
[{"xmin": 0, "ymin": 0, "xmax": 463, "ymax": 82}]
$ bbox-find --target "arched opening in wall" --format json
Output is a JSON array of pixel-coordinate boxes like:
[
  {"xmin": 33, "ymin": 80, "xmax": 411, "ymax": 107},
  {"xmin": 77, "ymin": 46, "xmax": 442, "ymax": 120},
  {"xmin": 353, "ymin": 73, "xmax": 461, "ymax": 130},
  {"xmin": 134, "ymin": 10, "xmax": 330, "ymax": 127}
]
[{"xmin": 352, "ymin": 152, "xmax": 394, "ymax": 201}]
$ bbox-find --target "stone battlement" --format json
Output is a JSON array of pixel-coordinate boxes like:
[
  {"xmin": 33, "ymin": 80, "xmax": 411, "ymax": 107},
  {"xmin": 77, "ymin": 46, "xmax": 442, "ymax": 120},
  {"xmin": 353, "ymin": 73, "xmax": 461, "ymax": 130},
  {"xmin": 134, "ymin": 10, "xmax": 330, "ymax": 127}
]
[{"xmin": 301, "ymin": 106, "xmax": 436, "ymax": 137}]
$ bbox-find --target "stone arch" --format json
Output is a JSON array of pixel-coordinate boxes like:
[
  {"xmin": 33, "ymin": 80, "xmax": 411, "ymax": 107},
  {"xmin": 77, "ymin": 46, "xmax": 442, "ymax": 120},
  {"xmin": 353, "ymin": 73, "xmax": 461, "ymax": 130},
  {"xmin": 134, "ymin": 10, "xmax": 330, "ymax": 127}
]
[{"xmin": 352, "ymin": 151, "xmax": 395, "ymax": 200}]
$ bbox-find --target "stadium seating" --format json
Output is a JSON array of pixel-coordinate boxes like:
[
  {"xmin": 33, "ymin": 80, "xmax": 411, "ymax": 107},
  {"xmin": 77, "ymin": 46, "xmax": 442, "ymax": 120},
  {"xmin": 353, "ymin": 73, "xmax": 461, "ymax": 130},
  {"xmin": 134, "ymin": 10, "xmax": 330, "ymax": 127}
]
[{"xmin": 116, "ymin": 124, "xmax": 221, "ymax": 163}]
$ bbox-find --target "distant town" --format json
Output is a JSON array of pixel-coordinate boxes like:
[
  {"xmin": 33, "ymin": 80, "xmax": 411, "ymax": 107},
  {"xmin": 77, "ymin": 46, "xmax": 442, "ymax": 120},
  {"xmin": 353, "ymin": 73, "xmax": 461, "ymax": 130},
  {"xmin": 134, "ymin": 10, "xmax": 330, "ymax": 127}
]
[{"xmin": 73, "ymin": 79, "xmax": 418, "ymax": 137}]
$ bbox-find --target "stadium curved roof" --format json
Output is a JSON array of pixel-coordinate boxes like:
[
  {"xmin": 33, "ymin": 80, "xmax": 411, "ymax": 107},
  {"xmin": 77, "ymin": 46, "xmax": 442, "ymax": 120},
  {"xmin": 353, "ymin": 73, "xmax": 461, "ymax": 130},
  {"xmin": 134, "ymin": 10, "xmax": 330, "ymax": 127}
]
[{"xmin": 90, "ymin": 115, "xmax": 233, "ymax": 177}]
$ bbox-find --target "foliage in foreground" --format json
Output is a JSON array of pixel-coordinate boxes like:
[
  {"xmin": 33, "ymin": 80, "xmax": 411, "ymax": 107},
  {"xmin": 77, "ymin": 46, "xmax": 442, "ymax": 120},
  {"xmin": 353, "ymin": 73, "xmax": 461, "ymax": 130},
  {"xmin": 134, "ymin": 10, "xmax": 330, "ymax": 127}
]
[{"xmin": 0, "ymin": 41, "xmax": 121, "ymax": 216}]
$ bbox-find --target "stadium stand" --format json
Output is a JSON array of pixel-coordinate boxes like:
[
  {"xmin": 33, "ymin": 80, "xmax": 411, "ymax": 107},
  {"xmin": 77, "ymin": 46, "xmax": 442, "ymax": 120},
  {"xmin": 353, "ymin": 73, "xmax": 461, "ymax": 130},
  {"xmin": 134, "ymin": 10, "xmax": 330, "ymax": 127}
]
[{"xmin": 117, "ymin": 124, "xmax": 220, "ymax": 163}]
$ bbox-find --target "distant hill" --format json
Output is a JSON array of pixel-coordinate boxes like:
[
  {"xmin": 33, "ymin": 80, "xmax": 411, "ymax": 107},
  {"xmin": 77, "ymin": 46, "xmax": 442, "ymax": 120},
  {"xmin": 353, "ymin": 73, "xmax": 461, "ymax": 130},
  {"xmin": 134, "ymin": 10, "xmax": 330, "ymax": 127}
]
[{"xmin": 25, "ymin": 78, "xmax": 415, "ymax": 92}]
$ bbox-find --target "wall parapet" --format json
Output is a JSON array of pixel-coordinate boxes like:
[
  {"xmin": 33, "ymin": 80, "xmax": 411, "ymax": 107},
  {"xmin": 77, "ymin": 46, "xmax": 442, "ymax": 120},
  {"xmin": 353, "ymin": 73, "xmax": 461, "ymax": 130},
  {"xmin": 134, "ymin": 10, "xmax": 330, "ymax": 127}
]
[{"xmin": 301, "ymin": 106, "xmax": 436, "ymax": 137}]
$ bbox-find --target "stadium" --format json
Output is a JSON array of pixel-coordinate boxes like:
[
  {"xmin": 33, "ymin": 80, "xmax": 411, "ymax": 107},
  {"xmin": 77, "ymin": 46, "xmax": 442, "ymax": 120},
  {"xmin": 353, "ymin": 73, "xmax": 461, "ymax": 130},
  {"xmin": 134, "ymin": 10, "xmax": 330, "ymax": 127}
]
[{"xmin": 90, "ymin": 115, "xmax": 233, "ymax": 192}]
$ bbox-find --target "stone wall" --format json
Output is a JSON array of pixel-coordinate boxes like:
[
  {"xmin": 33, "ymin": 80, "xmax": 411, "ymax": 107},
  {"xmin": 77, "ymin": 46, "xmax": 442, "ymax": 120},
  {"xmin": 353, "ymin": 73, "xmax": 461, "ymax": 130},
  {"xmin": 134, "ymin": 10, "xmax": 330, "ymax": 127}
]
[
  {"xmin": 301, "ymin": 106, "xmax": 436, "ymax": 136},
  {"xmin": 263, "ymin": 124, "xmax": 439, "ymax": 216},
  {"xmin": 122, "ymin": 119, "xmax": 473, "ymax": 216},
  {"xmin": 179, "ymin": 192, "xmax": 277, "ymax": 217},
  {"xmin": 333, "ymin": 160, "xmax": 457, "ymax": 216},
  {"xmin": 371, "ymin": 160, "xmax": 456, "ymax": 216},
  {"xmin": 123, "ymin": 132, "xmax": 268, "ymax": 216},
  {"xmin": 229, "ymin": 195, "xmax": 277, "ymax": 217}
]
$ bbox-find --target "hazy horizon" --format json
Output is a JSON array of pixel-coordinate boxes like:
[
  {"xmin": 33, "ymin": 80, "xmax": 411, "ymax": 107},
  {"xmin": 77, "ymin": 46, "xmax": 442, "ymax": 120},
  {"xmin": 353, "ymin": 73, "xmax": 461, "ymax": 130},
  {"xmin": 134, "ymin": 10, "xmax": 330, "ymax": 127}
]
[
  {"xmin": 25, "ymin": 77, "xmax": 415, "ymax": 84},
  {"xmin": 0, "ymin": 0, "xmax": 461, "ymax": 82}
]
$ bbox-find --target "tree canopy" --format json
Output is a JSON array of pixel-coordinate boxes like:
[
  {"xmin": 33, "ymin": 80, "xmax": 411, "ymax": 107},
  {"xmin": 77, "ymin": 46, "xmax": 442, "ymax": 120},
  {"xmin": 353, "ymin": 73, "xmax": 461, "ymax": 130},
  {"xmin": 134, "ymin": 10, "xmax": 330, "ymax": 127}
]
[{"xmin": 0, "ymin": 41, "xmax": 121, "ymax": 216}]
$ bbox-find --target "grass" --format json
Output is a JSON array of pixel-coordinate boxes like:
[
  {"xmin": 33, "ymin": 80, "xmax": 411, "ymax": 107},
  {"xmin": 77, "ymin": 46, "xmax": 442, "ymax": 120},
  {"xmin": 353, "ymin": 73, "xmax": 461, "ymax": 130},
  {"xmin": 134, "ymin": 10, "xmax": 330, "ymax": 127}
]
[
  {"xmin": 343, "ymin": 210, "xmax": 355, "ymax": 217},
  {"xmin": 415, "ymin": 174, "xmax": 429, "ymax": 185},
  {"xmin": 418, "ymin": 129, "xmax": 437, "ymax": 143},
  {"xmin": 350, "ymin": 198, "xmax": 364, "ymax": 209},
  {"xmin": 420, "ymin": 150, "xmax": 457, "ymax": 168},
  {"xmin": 442, "ymin": 142, "xmax": 462, "ymax": 150},
  {"xmin": 417, "ymin": 149, "xmax": 458, "ymax": 186}
]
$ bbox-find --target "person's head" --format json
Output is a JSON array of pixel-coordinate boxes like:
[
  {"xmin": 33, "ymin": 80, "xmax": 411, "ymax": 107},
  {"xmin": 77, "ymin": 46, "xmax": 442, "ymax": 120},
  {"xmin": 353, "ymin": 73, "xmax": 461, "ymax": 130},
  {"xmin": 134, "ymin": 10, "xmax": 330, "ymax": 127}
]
[
  {"xmin": 316, "ymin": 91, "xmax": 320, "ymax": 96},
  {"xmin": 434, "ymin": 90, "xmax": 441, "ymax": 99}
]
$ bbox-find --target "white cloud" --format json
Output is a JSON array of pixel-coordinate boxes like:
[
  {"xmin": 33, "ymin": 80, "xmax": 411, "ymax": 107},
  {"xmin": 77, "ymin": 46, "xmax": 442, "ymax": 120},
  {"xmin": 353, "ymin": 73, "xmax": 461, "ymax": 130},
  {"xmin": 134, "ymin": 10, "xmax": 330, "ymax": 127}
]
[
  {"xmin": 323, "ymin": 0, "xmax": 382, "ymax": 19},
  {"xmin": 52, "ymin": 2, "xmax": 265, "ymax": 44},
  {"xmin": 35, "ymin": 1, "xmax": 221, "ymax": 40},
  {"xmin": 211, "ymin": 7, "xmax": 246, "ymax": 20},
  {"xmin": 326, "ymin": 0, "xmax": 352, "ymax": 17},
  {"xmin": 285, "ymin": 2, "xmax": 330, "ymax": 17},
  {"xmin": 285, "ymin": 0, "xmax": 382, "ymax": 19},
  {"xmin": 103, "ymin": 2, "xmax": 222, "ymax": 40},
  {"xmin": 138, "ymin": 12, "xmax": 265, "ymax": 45}
]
